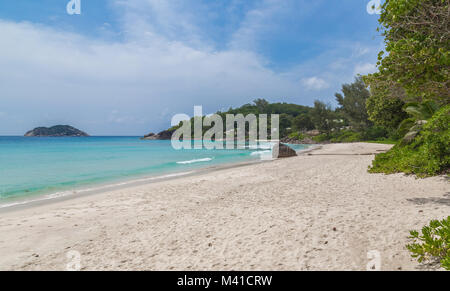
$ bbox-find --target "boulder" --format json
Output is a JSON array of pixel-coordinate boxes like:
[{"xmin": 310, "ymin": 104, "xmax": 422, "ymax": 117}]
[
  {"xmin": 280, "ymin": 136, "xmax": 316, "ymax": 145},
  {"xmin": 306, "ymin": 129, "xmax": 320, "ymax": 136},
  {"xmin": 141, "ymin": 133, "xmax": 157, "ymax": 140},
  {"xmin": 272, "ymin": 143, "xmax": 297, "ymax": 159},
  {"xmin": 156, "ymin": 129, "xmax": 175, "ymax": 140}
]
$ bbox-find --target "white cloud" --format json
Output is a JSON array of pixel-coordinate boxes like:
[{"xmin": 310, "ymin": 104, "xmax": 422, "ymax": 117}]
[
  {"xmin": 0, "ymin": 0, "xmax": 382, "ymax": 135},
  {"xmin": 0, "ymin": 19, "xmax": 304, "ymax": 135},
  {"xmin": 301, "ymin": 77, "xmax": 329, "ymax": 91},
  {"xmin": 229, "ymin": 0, "xmax": 283, "ymax": 50}
]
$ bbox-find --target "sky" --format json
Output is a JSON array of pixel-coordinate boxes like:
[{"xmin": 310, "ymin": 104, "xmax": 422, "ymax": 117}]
[{"xmin": 0, "ymin": 0, "xmax": 383, "ymax": 136}]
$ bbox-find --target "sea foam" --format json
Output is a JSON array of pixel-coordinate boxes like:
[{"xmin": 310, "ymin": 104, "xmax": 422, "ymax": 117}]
[
  {"xmin": 250, "ymin": 150, "xmax": 271, "ymax": 156},
  {"xmin": 176, "ymin": 158, "xmax": 213, "ymax": 165}
]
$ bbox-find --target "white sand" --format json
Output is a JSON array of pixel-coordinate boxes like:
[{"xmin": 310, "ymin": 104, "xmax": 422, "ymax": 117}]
[{"xmin": 0, "ymin": 143, "xmax": 448, "ymax": 271}]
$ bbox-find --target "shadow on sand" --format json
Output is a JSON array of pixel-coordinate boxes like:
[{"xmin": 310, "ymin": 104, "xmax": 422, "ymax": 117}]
[{"xmin": 407, "ymin": 192, "xmax": 450, "ymax": 207}]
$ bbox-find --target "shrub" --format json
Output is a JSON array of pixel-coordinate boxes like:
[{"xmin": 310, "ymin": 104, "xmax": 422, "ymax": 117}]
[
  {"xmin": 365, "ymin": 92, "xmax": 407, "ymax": 130},
  {"xmin": 361, "ymin": 126, "xmax": 388, "ymax": 141},
  {"xmin": 406, "ymin": 217, "xmax": 450, "ymax": 270},
  {"xmin": 288, "ymin": 132, "xmax": 305, "ymax": 141},
  {"xmin": 313, "ymin": 127, "xmax": 389, "ymax": 143},
  {"xmin": 312, "ymin": 133, "xmax": 331, "ymax": 143},
  {"xmin": 369, "ymin": 105, "xmax": 450, "ymax": 177},
  {"xmin": 329, "ymin": 130, "xmax": 362, "ymax": 143}
]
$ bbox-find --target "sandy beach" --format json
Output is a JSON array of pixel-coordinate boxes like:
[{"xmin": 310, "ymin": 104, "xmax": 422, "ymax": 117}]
[{"xmin": 0, "ymin": 143, "xmax": 448, "ymax": 271}]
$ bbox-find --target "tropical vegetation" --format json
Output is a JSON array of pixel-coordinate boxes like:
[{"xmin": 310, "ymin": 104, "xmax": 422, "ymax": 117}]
[
  {"xmin": 407, "ymin": 216, "xmax": 450, "ymax": 270},
  {"xmin": 364, "ymin": 0, "xmax": 449, "ymax": 177},
  {"xmin": 159, "ymin": 0, "xmax": 449, "ymax": 178}
]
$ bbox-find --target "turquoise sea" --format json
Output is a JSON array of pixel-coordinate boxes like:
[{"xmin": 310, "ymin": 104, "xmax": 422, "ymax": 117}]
[{"xmin": 0, "ymin": 137, "xmax": 308, "ymax": 207}]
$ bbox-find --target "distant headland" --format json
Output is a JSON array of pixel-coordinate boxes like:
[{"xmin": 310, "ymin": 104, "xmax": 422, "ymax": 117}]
[
  {"xmin": 24, "ymin": 125, "xmax": 89, "ymax": 137},
  {"xmin": 140, "ymin": 129, "xmax": 175, "ymax": 140}
]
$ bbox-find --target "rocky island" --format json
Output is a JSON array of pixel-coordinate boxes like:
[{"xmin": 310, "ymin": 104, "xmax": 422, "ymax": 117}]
[
  {"xmin": 24, "ymin": 125, "xmax": 89, "ymax": 137},
  {"xmin": 140, "ymin": 129, "xmax": 175, "ymax": 140}
]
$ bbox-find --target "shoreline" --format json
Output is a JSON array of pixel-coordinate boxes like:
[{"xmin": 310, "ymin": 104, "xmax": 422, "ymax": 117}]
[
  {"xmin": 1, "ymin": 142, "xmax": 447, "ymax": 271},
  {"xmin": 0, "ymin": 144, "xmax": 316, "ymax": 213}
]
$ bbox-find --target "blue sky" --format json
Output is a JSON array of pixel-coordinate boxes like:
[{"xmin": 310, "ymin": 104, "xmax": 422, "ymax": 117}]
[{"xmin": 0, "ymin": 0, "xmax": 383, "ymax": 135}]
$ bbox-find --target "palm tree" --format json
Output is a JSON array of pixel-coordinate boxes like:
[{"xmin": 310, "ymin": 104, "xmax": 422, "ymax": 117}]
[{"xmin": 398, "ymin": 101, "xmax": 440, "ymax": 144}]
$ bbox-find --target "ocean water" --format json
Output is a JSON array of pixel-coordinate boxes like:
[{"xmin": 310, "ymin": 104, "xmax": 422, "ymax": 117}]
[{"xmin": 0, "ymin": 137, "xmax": 308, "ymax": 207}]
